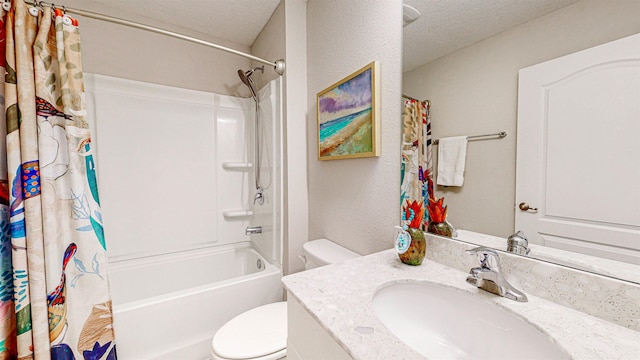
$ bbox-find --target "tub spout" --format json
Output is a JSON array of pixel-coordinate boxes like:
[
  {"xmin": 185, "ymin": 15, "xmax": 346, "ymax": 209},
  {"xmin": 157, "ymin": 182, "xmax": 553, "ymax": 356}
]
[{"xmin": 245, "ymin": 226, "xmax": 262, "ymax": 235}]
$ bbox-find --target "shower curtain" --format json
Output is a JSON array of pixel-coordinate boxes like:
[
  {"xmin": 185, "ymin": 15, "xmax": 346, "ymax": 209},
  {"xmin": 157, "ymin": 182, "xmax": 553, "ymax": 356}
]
[
  {"xmin": 0, "ymin": 3, "xmax": 116, "ymax": 359},
  {"xmin": 400, "ymin": 99, "xmax": 433, "ymax": 228}
]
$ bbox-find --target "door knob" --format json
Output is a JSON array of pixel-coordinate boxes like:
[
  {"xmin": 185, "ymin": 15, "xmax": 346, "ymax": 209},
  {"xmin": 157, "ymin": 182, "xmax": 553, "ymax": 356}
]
[{"xmin": 518, "ymin": 202, "xmax": 538, "ymax": 212}]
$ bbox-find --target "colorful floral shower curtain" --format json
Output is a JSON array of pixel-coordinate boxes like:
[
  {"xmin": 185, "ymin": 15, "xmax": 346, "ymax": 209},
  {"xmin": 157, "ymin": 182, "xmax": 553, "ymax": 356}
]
[
  {"xmin": 400, "ymin": 99, "xmax": 433, "ymax": 228},
  {"xmin": 0, "ymin": 3, "xmax": 116, "ymax": 359}
]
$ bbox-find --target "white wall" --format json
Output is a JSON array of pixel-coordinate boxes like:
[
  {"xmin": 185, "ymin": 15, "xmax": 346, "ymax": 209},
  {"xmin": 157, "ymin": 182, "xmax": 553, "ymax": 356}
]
[
  {"xmin": 283, "ymin": 0, "xmax": 309, "ymax": 274},
  {"xmin": 306, "ymin": 0, "xmax": 403, "ymax": 257},
  {"xmin": 403, "ymin": 0, "xmax": 640, "ymax": 238},
  {"xmin": 251, "ymin": 0, "xmax": 309, "ymax": 274},
  {"xmin": 251, "ymin": 1, "xmax": 286, "ymax": 88},
  {"xmin": 64, "ymin": 0, "xmax": 251, "ymax": 95}
]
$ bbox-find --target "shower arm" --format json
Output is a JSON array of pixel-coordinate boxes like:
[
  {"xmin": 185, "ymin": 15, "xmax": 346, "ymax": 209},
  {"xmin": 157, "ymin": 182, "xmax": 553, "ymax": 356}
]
[{"xmin": 23, "ymin": 0, "xmax": 286, "ymax": 75}]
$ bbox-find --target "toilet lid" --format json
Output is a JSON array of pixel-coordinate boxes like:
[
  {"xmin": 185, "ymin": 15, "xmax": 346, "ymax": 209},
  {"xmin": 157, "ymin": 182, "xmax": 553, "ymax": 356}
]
[{"xmin": 212, "ymin": 301, "xmax": 287, "ymax": 359}]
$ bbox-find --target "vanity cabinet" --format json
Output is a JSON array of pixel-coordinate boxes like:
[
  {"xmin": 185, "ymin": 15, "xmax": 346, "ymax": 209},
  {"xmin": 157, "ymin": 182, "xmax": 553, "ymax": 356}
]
[{"xmin": 287, "ymin": 295, "xmax": 352, "ymax": 360}]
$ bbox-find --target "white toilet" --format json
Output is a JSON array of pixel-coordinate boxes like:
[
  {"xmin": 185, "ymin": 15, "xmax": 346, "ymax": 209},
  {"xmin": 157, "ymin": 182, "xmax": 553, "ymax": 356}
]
[{"xmin": 210, "ymin": 239, "xmax": 359, "ymax": 360}]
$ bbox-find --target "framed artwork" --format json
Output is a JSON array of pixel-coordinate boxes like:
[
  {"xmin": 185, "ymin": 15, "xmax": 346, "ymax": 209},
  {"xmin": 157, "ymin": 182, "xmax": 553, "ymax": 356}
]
[{"xmin": 317, "ymin": 61, "xmax": 380, "ymax": 160}]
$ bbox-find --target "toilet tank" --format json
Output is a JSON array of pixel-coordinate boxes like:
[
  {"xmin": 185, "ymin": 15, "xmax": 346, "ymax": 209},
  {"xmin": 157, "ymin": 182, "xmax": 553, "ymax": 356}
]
[{"xmin": 302, "ymin": 239, "xmax": 359, "ymax": 270}]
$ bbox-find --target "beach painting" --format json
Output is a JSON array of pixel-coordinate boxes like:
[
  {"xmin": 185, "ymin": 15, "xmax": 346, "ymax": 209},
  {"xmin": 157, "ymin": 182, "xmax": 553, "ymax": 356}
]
[{"xmin": 317, "ymin": 61, "xmax": 380, "ymax": 160}]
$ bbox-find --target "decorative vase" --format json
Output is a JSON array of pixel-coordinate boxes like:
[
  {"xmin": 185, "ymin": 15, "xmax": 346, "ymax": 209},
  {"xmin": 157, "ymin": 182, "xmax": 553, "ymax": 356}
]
[
  {"xmin": 427, "ymin": 221, "xmax": 453, "ymax": 237},
  {"xmin": 398, "ymin": 227, "xmax": 426, "ymax": 266}
]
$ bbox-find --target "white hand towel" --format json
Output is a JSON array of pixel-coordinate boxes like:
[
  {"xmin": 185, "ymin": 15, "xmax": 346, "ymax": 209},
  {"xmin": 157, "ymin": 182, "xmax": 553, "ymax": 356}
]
[{"xmin": 437, "ymin": 136, "xmax": 468, "ymax": 187}]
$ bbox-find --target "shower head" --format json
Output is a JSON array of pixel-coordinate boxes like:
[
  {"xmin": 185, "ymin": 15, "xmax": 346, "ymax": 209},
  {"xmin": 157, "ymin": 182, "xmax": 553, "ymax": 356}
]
[
  {"xmin": 238, "ymin": 66, "xmax": 264, "ymax": 100},
  {"xmin": 238, "ymin": 66, "xmax": 264, "ymax": 85}
]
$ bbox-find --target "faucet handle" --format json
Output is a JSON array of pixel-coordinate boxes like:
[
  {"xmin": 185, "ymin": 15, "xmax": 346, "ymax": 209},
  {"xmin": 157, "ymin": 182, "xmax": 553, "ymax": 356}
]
[
  {"xmin": 466, "ymin": 246, "xmax": 498, "ymax": 257},
  {"xmin": 254, "ymin": 186, "xmax": 265, "ymax": 205},
  {"xmin": 466, "ymin": 246, "xmax": 501, "ymax": 269}
]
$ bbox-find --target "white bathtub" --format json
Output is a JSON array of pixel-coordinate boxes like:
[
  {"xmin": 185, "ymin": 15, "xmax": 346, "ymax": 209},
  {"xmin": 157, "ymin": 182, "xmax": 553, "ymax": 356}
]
[{"xmin": 108, "ymin": 242, "xmax": 283, "ymax": 359}]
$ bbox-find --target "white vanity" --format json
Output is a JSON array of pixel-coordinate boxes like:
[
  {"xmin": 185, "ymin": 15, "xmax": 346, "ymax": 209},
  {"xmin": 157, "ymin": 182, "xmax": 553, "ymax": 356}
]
[{"xmin": 282, "ymin": 234, "xmax": 640, "ymax": 359}]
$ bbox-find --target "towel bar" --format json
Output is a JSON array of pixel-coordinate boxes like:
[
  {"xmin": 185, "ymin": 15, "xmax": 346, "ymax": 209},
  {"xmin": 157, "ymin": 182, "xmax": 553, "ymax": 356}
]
[{"xmin": 433, "ymin": 131, "xmax": 507, "ymax": 145}]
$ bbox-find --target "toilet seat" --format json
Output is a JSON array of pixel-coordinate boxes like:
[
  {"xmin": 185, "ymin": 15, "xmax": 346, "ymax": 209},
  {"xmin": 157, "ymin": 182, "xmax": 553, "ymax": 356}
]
[
  {"xmin": 211, "ymin": 301, "xmax": 287, "ymax": 360},
  {"xmin": 211, "ymin": 348, "xmax": 286, "ymax": 360}
]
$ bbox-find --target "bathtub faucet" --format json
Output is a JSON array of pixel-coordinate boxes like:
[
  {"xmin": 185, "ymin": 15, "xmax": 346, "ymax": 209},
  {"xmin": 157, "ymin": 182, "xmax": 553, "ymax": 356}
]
[
  {"xmin": 245, "ymin": 226, "xmax": 262, "ymax": 235},
  {"xmin": 254, "ymin": 186, "xmax": 264, "ymax": 206}
]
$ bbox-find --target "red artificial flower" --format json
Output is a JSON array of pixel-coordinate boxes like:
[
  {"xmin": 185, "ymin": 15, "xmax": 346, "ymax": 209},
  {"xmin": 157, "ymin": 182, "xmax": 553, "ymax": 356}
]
[
  {"xmin": 403, "ymin": 200, "xmax": 425, "ymax": 229},
  {"xmin": 427, "ymin": 196, "xmax": 448, "ymax": 223}
]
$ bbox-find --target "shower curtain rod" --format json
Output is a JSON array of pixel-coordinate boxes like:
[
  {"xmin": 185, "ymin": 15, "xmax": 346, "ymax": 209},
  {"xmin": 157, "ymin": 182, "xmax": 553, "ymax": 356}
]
[
  {"xmin": 402, "ymin": 94, "xmax": 431, "ymax": 107},
  {"xmin": 23, "ymin": 0, "xmax": 286, "ymax": 75}
]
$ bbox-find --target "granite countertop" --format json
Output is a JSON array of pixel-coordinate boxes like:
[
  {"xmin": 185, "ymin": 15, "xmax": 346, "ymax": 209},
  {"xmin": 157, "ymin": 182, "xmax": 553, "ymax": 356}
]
[
  {"xmin": 282, "ymin": 249, "xmax": 640, "ymax": 360},
  {"xmin": 453, "ymin": 230, "xmax": 640, "ymax": 284}
]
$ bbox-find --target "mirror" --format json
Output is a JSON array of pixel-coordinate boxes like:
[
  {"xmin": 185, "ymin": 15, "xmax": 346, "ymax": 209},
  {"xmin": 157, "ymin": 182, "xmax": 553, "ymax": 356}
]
[{"xmin": 401, "ymin": 0, "xmax": 640, "ymax": 284}]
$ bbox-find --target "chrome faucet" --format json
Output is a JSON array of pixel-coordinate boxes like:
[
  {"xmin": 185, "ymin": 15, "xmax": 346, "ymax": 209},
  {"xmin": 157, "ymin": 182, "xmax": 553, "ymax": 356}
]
[
  {"xmin": 245, "ymin": 226, "xmax": 262, "ymax": 235},
  {"xmin": 465, "ymin": 246, "xmax": 528, "ymax": 302},
  {"xmin": 254, "ymin": 186, "xmax": 264, "ymax": 206},
  {"xmin": 507, "ymin": 231, "xmax": 530, "ymax": 255}
]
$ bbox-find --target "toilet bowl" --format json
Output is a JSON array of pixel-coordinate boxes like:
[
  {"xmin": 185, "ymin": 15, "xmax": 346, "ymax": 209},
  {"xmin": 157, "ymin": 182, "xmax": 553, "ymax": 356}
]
[{"xmin": 210, "ymin": 239, "xmax": 359, "ymax": 360}]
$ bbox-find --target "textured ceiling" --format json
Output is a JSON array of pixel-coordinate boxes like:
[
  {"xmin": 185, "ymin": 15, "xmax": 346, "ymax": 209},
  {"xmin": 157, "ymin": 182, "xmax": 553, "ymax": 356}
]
[
  {"xmin": 79, "ymin": 0, "xmax": 580, "ymax": 71},
  {"xmin": 403, "ymin": 0, "xmax": 580, "ymax": 71},
  {"xmin": 85, "ymin": 0, "xmax": 281, "ymax": 46}
]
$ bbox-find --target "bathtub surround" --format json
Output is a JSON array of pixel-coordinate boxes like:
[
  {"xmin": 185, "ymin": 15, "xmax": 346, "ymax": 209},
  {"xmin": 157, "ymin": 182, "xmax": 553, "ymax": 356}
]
[
  {"xmin": 84, "ymin": 75, "xmax": 283, "ymax": 358},
  {"xmin": 84, "ymin": 75, "xmax": 282, "ymax": 263},
  {"xmin": 282, "ymin": 238, "xmax": 640, "ymax": 359},
  {"xmin": 55, "ymin": 0, "xmax": 310, "ymax": 277},
  {"xmin": 1, "ymin": 4, "xmax": 116, "ymax": 358}
]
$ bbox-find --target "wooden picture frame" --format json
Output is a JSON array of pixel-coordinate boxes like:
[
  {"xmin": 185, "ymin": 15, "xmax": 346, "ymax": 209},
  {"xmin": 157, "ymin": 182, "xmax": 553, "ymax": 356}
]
[{"xmin": 317, "ymin": 61, "xmax": 380, "ymax": 160}]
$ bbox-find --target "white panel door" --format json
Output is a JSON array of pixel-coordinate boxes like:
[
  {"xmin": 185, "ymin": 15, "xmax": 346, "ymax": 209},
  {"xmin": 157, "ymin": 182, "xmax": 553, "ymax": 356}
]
[{"xmin": 515, "ymin": 33, "xmax": 640, "ymax": 264}]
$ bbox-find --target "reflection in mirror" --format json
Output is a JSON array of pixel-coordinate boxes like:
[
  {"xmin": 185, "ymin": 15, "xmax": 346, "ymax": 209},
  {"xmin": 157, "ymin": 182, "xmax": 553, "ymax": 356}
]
[
  {"xmin": 454, "ymin": 230, "xmax": 640, "ymax": 285},
  {"xmin": 401, "ymin": 0, "xmax": 640, "ymax": 284}
]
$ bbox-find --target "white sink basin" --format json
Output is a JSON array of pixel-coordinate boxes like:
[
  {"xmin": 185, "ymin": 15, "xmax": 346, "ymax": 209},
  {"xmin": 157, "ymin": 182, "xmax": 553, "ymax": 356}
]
[{"xmin": 372, "ymin": 282, "xmax": 569, "ymax": 359}]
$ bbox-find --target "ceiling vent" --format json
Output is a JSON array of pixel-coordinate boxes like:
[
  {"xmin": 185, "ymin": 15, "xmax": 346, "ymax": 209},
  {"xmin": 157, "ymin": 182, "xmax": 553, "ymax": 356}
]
[{"xmin": 403, "ymin": 4, "xmax": 421, "ymax": 27}]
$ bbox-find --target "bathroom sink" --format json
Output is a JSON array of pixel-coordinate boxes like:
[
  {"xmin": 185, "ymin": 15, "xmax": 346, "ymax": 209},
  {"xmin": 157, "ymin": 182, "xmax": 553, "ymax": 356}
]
[{"xmin": 372, "ymin": 282, "xmax": 569, "ymax": 359}]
